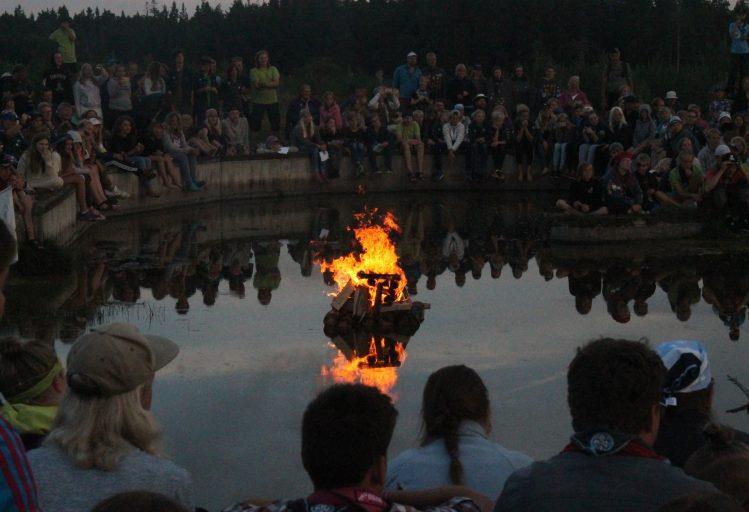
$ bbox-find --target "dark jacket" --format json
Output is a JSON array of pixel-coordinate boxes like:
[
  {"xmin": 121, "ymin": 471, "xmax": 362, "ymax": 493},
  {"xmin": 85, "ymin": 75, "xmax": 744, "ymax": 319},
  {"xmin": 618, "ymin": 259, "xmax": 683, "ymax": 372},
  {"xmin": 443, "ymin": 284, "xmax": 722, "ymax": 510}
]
[
  {"xmin": 286, "ymin": 97, "xmax": 321, "ymax": 133},
  {"xmin": 495, "ymin": 448, "xmax": 716, "ymax": 512},
  {"xmin": 445, "ymin": 77, "xmax": 476, "ymax": 108},
  {"xmin": 654, "ymin": 409, "xmax": 749, "ymax": 468}
]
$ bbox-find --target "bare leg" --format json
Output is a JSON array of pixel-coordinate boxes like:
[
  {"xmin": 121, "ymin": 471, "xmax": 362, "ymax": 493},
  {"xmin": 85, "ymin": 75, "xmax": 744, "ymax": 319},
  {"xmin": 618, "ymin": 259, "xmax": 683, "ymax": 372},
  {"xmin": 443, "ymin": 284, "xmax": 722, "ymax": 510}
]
[
  {"xmin": 416, "ymin": 143, "xmax": 425, "ymax": 175},
  {"xmin": 86, "ymin": 165, "xmax": 108, "ymax": 205},
  {"xmin": 62, "ymin": 174, "xmax": 89, "ymax": 212},
  {"xmin": 165, "ymin": 156, "xmax": 182, "ymax": 187},
  {"xmin": 402, "ymin": 142, "xmax": 413, "ymax": 173}
]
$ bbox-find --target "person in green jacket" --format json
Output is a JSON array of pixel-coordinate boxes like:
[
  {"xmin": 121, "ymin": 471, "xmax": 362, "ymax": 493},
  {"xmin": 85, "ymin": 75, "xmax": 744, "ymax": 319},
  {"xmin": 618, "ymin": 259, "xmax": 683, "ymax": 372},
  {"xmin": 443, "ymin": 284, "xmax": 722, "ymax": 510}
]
[
  {"xmin": 249, "ymin": 50, "xmax": 281, "ymax": 134},
  {"xmin": 49, "ymin": 15, "xmax": 77, "ymax": 75}
]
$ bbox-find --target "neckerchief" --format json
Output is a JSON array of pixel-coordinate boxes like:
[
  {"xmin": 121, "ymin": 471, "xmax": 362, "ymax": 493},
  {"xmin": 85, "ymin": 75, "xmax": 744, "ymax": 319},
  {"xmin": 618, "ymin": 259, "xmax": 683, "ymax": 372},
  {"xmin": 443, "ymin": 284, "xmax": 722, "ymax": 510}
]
[
  {"xmin": 562, "ymin": 429, "xmax": 666, "ymax": 461},
  {"xmin": 308, "ymin": 488, "xmax": 389, "ymax": 512}
]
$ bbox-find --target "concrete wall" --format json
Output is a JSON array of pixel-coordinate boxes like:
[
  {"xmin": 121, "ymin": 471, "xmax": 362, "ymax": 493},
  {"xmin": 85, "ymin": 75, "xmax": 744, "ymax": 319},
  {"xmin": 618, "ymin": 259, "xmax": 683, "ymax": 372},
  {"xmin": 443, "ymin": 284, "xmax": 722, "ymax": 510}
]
[{"xmin": 35, "ymin": 153, "xmax": 560, "ymax": 244}]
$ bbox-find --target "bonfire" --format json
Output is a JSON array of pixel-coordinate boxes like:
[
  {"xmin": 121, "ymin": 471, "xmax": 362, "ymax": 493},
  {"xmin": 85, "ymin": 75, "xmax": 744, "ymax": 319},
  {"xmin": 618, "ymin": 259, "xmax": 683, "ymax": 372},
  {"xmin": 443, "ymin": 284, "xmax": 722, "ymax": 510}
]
[{"xmin": 318, "ymin": 210, "xmax": 429, "ymax": 397}]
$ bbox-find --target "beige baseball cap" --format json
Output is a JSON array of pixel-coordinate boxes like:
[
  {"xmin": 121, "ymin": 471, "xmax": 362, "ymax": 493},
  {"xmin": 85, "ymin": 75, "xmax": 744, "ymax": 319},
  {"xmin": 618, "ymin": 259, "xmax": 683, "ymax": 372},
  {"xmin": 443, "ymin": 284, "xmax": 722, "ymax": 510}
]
[{"xmin": 67, "ymin": 323, "xmax": 179, "ymax": 398}]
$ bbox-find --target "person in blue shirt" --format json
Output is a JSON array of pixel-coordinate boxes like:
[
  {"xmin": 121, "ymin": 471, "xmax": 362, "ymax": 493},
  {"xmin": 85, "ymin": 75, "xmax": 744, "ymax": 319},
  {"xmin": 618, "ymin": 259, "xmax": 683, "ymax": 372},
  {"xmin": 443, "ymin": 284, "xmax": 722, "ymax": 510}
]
[
  {"xmin": 385, "ymin": 365, "xmax": 532, "ymax": 500},
  {"xmin": 392, "ymin": 52, "xmax": 422, "ymax": 105},
  {"xmin": 729, "ymin": 10, "xmax": 749, "ymax": 93}
]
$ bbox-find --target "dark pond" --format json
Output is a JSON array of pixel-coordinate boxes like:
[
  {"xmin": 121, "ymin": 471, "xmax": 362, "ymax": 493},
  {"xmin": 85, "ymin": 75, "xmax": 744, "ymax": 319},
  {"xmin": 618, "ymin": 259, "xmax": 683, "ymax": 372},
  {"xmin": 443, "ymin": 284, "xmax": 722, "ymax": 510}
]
[{"xmin": 3, "ymin": 192, "xmax": 749, "ymax": 510}]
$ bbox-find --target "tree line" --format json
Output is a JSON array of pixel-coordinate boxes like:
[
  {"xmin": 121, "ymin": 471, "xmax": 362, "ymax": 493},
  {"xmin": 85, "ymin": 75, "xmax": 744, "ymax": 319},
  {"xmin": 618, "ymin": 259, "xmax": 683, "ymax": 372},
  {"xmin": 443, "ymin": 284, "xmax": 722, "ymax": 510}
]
[{"xmin": 0, "ymin": 0, "xmax": 738, "ymax": 105}]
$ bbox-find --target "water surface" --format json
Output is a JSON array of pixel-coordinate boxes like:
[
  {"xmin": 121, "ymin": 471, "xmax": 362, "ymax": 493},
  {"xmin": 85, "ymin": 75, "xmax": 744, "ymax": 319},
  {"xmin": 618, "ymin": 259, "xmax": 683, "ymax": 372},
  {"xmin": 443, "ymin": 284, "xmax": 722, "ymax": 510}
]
[{"xmin": 3, "ymin": 193, "xmax": 749, "ymax": 511}]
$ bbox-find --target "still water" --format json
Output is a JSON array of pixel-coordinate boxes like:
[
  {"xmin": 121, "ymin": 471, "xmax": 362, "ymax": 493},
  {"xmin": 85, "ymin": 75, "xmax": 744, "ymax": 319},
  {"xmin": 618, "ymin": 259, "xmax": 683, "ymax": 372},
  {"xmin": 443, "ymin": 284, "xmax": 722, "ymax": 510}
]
[{"xmin": 3, "ymin": 192, "xmax": 749, "ymax": 510}]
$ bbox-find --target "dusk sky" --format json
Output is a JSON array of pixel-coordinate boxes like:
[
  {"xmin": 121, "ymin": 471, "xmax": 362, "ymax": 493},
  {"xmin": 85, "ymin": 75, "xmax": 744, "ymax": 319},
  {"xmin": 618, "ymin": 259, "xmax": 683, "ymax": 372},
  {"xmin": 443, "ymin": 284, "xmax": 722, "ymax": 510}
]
[{"xmin": 1, "ymin": 0, "xmax": 224, "ymax": 15}]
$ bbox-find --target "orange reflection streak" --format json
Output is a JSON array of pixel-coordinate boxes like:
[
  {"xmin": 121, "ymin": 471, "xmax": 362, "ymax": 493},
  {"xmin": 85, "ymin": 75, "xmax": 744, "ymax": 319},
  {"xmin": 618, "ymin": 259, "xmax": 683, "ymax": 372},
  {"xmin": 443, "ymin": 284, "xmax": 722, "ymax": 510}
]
[
  {"xmin": 321, "ymin": 342, "xmax": 407, "ymax": 397},
  {"xmin": 320, "ymin": 209, "xmax": 407, "ymax": 305}
]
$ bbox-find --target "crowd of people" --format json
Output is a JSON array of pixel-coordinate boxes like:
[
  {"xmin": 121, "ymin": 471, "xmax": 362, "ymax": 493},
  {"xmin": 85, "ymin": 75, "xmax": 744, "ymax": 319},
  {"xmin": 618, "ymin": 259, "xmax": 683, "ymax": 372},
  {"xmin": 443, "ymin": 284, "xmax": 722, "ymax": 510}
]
[
  {"xmin": 1, "ymin": 224, "xmax": 749, "ymax": 511},
  {"xmin": 5, "ymin": 12, "xmax": 749, "ymax": 247}
]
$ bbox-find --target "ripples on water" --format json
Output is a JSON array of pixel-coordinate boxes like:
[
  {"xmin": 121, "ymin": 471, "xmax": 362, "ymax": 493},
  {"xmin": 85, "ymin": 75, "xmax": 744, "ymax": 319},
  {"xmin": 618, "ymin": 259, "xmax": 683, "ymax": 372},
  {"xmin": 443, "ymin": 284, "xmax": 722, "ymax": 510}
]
[{"xmin": 3, "ymin": 192, "xmax": 749, "ymax": 509}]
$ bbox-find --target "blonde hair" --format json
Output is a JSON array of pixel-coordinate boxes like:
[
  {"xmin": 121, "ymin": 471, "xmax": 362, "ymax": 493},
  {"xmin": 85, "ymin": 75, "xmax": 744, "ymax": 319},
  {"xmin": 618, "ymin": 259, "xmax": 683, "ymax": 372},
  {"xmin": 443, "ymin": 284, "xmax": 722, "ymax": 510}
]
[{"xmin": 45, "ymin": 385, "xmax": 162, "ymax": 471}]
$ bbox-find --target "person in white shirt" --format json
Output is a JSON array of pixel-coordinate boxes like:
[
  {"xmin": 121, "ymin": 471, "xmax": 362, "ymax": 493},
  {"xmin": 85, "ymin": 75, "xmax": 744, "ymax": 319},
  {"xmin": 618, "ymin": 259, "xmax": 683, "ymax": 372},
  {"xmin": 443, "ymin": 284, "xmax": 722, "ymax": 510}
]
[{"xmin": 386, "ymin": 365, "xmax": 532, "ymax": 500}]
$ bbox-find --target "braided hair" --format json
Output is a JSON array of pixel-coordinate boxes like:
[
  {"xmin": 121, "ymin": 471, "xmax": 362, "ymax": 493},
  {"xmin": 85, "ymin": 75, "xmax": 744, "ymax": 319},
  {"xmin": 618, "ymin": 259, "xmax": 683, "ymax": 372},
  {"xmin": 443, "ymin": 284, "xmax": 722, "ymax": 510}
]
[{"xmin": 420, "ymin": 365, "xmax": 490, "ymax": 485}]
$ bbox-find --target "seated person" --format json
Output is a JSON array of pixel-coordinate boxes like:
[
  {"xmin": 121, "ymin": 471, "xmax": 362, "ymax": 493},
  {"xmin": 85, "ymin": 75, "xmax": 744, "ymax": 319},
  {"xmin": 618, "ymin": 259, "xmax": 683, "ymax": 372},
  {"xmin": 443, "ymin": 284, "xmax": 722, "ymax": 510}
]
[
  {"xmin": 367, "ymin": 115, "xmax": 394, "ymax": 174},
  {"xmin": 28, "ymin": 323, "xmax": 194, "ymax": 512},
  {"xmin": 0, "ymin": 154, "xmax": 39, "ymax": 247},
  {"xmin": 665, "ymin": 150, "xmax": 704, "ymax": 208},
  {"xmin": 0, "ymin": 338, "xmax": 66, "ymax": 450},
  {"xmin": 223, "ymin": 383, "xmax": 487, "ymax": 512},
  {"xmin": 601, "ymin": 155, "xmax": 643, "ymax": 214},
  {"xmin": 495, "ymin": 338, "xmax": 717, "ymax": 512},
  {"xmin": 396, "ymin": 110, "xmax": 425, "ymax": 182},
  {"xmin": 556, "ymin": 163, "xmax": 607, "ymax": 214},
  {"xmin": 703, "ymin": 144, "xmax": 749, "ymax": 213},
  {"xmin": 222, "ymin": 106, "xmax": 251, "ymax": 156},
  {"xmin": 386, "ymin": 365, "xmax": 532, "ymax": 500},
  {"xmin": 654, "ymin": 341, "xmax": 749, "ymax": 468}
]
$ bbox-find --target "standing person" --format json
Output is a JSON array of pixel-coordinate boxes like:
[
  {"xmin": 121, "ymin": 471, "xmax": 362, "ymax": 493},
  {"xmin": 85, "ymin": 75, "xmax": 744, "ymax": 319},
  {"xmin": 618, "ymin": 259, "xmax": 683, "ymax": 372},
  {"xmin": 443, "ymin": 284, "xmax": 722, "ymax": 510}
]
[
  {"xmin": 223, "ymin": 384, "xmax": 487, "ymax": 512},
  {"xmin": 49, "ymin": 14, "xmax": 77, "ymax": 76},
  {"xmin": 386, "ymin": 365, "xmax": 532, "ymax": 500},
  {"xmin": 488, "ymin": 67, "xmax": 512, "ymax": 111},
  {"xmin": 106, "ymin": 64, "xmax": 133, "ymax": 127},
  {"xmin": 43, "ymin": 51, "xmax": 72, "ymax": 105},
  {"xmin": 192, "ymin": 57, "xmax": 220, "ymax": 126},
  {"xmin": 509, "ymin": 65, "xmax": 531, "ymax": 114},
  {"xmin": 495, "ymin": 338, "xmax": 718, "ymax": 512},
  {"xmin": 166, "ymin": 50, "xmax": 194, "ymax": 115},
  {"xmin": 559, "ymin": 76, "xmax": 590, "ymax": 113},
  {"xmin": 446, "ymin": 64, "xmax": 476, "ymax": 109},
  {"xmin": 601, "ymin": 47, "xmax": 633, "ymax": 111},
  {"xmin": 393, "ymin": 52, "xmax": 422, "ymax": 106},
  {"xmin": 73, "ymin": 63, "xmax": 107, "ymax": 119},
  {"xmin": 249, "ymin": 50, "xmax": 281, "ymax": 135},
  {"xmin": 729, "ymin": 9, "xmax": 749, "ymax": 94},
  {"xmin": 28, "ymin": 323, "xmax": 194, "ymax": 512},
  {"xmin": 423, "ymin": 52, "xmax": 446, "ymax": 101}
]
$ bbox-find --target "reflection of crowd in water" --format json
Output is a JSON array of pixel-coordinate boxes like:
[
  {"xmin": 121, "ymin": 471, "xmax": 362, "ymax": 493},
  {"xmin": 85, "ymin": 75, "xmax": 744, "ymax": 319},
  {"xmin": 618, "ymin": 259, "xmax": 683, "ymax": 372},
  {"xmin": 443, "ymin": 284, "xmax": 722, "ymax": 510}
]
[{"xmin": 7, "ymin": 203, "xmax": 749, "ymax": 342}]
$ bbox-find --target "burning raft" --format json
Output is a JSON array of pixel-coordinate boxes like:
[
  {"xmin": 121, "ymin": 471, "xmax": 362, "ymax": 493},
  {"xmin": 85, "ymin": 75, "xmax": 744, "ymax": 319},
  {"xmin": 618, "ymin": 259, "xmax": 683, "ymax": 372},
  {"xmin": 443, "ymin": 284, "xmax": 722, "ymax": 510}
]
[
  {"xmin": 323, "ymin": 273, "xmax": 429, "ymax": 367},
  {"xmin": 319, "ymin": 210, "xmax": 430, "ymax": 369}
]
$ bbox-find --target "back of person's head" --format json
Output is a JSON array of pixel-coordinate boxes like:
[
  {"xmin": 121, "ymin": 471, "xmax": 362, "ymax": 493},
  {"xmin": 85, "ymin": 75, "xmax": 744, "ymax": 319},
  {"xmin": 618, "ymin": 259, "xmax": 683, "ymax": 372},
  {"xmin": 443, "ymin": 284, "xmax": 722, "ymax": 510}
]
[
  {"xmin": 421, "ymin": 365, "xmax": 490, "ymax": 485},
  {"xmin": 658, "ymin": 493, "xmax": 745, "ymax": 512},
  {"xmin": 47, "ymin": 323, "xmax": 179, "ymax": 471},
  {"xmin": 685, "ymin": 423, "xmax": 749, "ymax": 506},
  {"xmin": 656, "ymin": 341, "xmax": 714, "ymax": 417},
  {"xmin": 302, "ymin": 384, "xmax": 397, "ymax": 490},
  {"xmin": 568, "ymin": 338, "xmax": 665, "ymax": 435},
  {"xmin": 91, "ymin": 491, "xmax": 188, "ymax": 512},
  {"xmin": 0, "ymin": 338, "xmax": 62, "ymax": 405}
]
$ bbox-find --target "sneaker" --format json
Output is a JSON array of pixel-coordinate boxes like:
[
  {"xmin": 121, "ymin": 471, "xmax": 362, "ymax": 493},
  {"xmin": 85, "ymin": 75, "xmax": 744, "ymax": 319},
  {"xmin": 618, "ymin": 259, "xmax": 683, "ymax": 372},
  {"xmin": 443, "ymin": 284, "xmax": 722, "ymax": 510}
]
[
  {"xmin": 186, "ymin": 182, "xmax": 203, "ymax": 192},
  {"xmin": 432, "ymin": 172, "xmax": 445, "ymax": 182},
  {"xmin": 384, "ymin": 168, "xmax": 394, "ymax": 174},
  {"xmin": 408, "ymin": 173, "xmax": 417, "ymax": 183},
  {"xmin": 109, "ymin": 185, "xmax": 130, "ymax": 199},
  {"xmin": 373, "ymin": 168, "xmax": 384, "ymax": 175},
  {"xmin": 492, "ymin": 170, "xmax": 506, "ymax": 182}
]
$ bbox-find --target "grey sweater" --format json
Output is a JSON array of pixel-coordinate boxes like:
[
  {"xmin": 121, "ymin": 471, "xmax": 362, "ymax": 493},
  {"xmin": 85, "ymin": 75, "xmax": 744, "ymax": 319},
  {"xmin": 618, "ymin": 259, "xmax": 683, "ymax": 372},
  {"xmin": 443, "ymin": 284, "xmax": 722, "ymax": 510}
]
[{"xmin": 29, "ymin": 445, "xmax": 194, "ymax": 512}]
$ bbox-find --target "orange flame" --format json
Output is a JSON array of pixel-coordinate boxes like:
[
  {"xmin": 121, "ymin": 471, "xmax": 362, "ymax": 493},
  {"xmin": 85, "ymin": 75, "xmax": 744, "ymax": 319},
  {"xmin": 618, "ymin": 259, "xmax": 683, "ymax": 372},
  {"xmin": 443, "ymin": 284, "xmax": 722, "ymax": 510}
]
[
  {"xmin": 320, "ymin": 209, "xmax": 407, "ymax": 304},
  {"xmin": 321, "ymin": 341, "xmax": 407, "ymax": 397}
]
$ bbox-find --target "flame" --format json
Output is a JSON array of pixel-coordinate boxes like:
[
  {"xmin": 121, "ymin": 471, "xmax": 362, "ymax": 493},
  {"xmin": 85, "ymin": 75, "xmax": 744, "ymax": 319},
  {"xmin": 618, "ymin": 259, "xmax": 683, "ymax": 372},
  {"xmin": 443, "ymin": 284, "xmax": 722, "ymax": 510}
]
[
  {"xmin": 321, "ymin": 341, "xmax": 407, "ymax": 397},
  {"xmin": 320, "ymin": 209, "xmax": 407, "ymax": 304}
]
